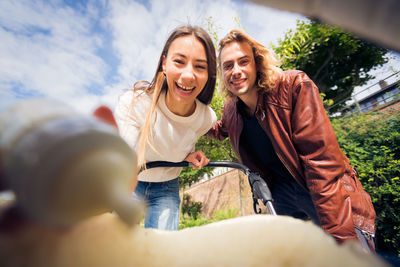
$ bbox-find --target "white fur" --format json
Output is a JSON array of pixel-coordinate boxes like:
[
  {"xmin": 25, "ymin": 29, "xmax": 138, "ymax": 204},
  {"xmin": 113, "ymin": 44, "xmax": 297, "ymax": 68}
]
[{"xmin": 0, "ymin": 214, "xmax": 387, "ymax": 267}]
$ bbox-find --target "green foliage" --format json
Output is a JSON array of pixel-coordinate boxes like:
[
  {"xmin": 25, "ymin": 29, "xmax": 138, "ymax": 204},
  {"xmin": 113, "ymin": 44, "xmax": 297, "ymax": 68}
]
[
  {"xmin": 179, "ymin": 89, "xmax": 237, "ymax": 187},
  {"xmin": 320, "ymin": 92, "xmax": 334, "ymax": 107},
  {"xmin": 179, "ymin": 215, "xmax": 211, "ymax": 229},
  {"xmin": 181, "ymin": 194, "xmax": 203, "ymax": 220},
  {"xmin": 273, "ymin": 20, "xmax": 388, "ymax": 112},
  {"xmin": 196, "ymin": 90, "xmax": 237, "ymax": 162},
  {"xmin": 179, "ymin": 207, "xmax": 239, "ymax": 230},
  {"xmin": 212, "ymin": 207, "xmax": 239, "ymax": 221},
  {"xmin": 331, "ymin": 112, "xmax": 400, "ymax": 256},
  {"xmin": 203, "ymin": 16, "xmax": 221, "ymax": 49}
]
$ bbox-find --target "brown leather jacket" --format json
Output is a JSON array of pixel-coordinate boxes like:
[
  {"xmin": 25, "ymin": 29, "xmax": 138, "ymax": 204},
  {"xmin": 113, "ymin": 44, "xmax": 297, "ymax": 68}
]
[{"xmin": 207, "ymin": 70, "xmax": 376, "ymax": 243}]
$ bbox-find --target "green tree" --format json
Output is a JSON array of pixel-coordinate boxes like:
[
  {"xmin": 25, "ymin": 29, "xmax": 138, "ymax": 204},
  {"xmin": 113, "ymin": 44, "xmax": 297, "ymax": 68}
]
[{"xmin": 273, "ymin": 20, "xmax": 388, "ymax": 113}]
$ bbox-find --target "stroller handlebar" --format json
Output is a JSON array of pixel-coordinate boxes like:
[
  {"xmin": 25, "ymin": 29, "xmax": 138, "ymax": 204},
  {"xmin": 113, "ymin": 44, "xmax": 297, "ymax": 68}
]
[
  {"xmin": 141, "ymin": 161, "xmax": 276, "ymax": 216},
  {"xmin": 143, "ymin": 161, "xmax": 250, "ymax": 175}
]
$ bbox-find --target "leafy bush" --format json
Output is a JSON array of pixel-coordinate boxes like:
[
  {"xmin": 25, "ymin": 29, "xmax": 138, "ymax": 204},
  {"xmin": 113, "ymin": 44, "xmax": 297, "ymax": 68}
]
[
  {"xmin": 331, "ymin": 111, "xmax": 400, "ymax": 256},
  {"xmin": 181, "ymin": 194, "xmax": 203, "ymax": 220}
]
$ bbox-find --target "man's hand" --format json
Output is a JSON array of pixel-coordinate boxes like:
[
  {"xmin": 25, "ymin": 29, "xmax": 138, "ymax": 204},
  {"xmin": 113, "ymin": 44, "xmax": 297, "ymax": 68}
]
[{"xmin": 185, "ymin": 150, "xmax": 210, "ymax": 169}]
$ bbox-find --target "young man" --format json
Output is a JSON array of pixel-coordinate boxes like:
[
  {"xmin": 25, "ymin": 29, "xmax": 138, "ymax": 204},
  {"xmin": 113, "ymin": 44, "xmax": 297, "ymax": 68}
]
[{"xmin": 207, "ymin": 29, "xmax": 376, "ymax": 251}]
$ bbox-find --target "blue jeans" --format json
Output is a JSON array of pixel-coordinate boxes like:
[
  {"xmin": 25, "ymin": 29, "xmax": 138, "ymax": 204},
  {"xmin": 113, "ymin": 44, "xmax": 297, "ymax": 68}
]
[
  {"xmin": 133, "ymin": 178, "xmax": 180, "ymax": 230},
  {"xmin": 271, "ymin": 175, "xmax": 320, "ymax": 225}
]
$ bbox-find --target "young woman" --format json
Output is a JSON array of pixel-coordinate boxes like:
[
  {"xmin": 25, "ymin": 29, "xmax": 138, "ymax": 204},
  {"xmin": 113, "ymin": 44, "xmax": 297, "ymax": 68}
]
[{"xmin": 114, "ymin": 25, "xmax": 217, "ymax": 230}]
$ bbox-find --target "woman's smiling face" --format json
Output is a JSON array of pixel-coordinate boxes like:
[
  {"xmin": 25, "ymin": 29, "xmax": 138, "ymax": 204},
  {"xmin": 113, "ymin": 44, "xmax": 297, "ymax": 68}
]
[{"xmin": 162, "ymin": 35, "xmax": 208, "ymax": 116}]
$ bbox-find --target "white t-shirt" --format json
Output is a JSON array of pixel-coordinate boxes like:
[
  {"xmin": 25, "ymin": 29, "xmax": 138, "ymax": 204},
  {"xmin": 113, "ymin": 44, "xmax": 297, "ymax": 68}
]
[{"xmin": 115, "ymin": 89, "xmax": 217, "ymax": 182}]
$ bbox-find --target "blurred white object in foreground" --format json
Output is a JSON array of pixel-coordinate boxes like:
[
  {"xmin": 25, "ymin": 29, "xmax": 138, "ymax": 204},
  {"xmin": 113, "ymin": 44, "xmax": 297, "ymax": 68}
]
[
  {"xmin": 0, "ymin": 214, "xmax": 388, "ymax": 267},
  {"xmin": 0, "ymin": 99, "xmax": 141, "ymax": 227},
  {"xmin": 249, "ymin": 0, "xmax": 400, "ymax": 52}
]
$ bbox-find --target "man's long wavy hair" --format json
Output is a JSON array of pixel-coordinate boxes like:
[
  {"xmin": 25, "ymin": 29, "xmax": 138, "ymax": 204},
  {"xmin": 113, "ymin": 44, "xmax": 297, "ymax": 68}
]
[
  {"xmin": 218, "ymin": 29, "xmax": 282, "ymax": 99},
  {"xmin": 128, "ymin": 25, "xmax": 216, "ymax": 169}
]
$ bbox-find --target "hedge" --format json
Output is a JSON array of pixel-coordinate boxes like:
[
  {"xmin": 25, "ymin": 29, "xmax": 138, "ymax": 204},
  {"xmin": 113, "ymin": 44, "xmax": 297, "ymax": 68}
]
[{"xmin": 331, "ymin": 111, "xmax": 400, "ymax": 256}]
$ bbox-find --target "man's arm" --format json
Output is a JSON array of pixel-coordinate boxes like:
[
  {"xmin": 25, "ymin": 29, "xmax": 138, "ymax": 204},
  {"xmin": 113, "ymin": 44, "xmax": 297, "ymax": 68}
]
[
  {"xmin": 290, "ymin": 72, "xmax": 358, "ymax": 243},
  {"xmin": 205, "ymin": 102, "xmax": 232, "ymax": 141},
  {"xmin": 205, "ymin": 120, "xmax": 228, "ymax": 141}
]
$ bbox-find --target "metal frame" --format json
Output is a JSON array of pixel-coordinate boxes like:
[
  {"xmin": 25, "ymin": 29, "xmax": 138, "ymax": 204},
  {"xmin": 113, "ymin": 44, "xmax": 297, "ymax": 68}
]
[{"xmin": 142, "ymin": 161, "xmax": 277, "ymax": 215}]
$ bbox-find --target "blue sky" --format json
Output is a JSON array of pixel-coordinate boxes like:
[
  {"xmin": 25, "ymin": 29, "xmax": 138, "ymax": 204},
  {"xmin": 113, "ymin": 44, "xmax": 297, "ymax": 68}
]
[{"xmin": 1, "ymin": 0, "xmax": 399, "ymax": 114}]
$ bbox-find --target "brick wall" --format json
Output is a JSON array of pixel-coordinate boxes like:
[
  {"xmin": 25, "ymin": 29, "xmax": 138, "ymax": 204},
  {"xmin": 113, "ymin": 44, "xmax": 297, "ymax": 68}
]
[{"xmin": 184, "ymin": 169, "xmax": 255, "ymax": 218}]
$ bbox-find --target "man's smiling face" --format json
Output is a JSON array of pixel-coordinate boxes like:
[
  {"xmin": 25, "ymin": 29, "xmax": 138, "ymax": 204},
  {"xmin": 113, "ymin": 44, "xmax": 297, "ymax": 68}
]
[{"xmin": 220, "ymin": 41, "xmax": 257, "ymax": 99}]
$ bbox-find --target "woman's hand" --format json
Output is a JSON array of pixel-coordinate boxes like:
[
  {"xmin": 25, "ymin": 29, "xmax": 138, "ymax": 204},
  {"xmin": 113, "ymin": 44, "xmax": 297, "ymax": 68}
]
[{"xmin": 185, "ymin": 150, "xmax": 210, "ymax": 169}]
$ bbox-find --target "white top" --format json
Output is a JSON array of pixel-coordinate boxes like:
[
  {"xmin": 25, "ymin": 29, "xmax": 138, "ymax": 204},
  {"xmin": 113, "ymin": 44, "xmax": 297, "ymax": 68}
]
[{"xmin": 115, "ymin": 90, "xmax": 217, "ymax": 182}]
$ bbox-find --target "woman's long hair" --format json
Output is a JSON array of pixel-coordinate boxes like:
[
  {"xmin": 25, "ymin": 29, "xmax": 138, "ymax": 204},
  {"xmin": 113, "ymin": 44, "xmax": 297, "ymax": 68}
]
[
  {"xmin": 131, "ymin": 25, "xmax": 216, "ymax": 168},
  {"xmin": 218, "ymin": 29, "xmax": 282, "ymax": 99}
]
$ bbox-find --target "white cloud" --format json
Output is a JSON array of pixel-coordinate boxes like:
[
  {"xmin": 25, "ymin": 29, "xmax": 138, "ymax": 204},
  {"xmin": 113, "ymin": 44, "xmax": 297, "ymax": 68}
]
[
  {"xmin": 1, "ymin": 0, "xmax": 305, "ymax": 114},
  {"xmin": 240, "ymin": 2, "xmax": 305, "ymax": 48},
  {"xmin": 105, "ymin": 0, "xmax": 239, "ymax": 87},
  {"xmin": 2, "ymin": 0, "xmax": 395, "ymax": 116},
  {"xmin": 0, "ymin": 0, "xmax": 107, "ymax": 113}
]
